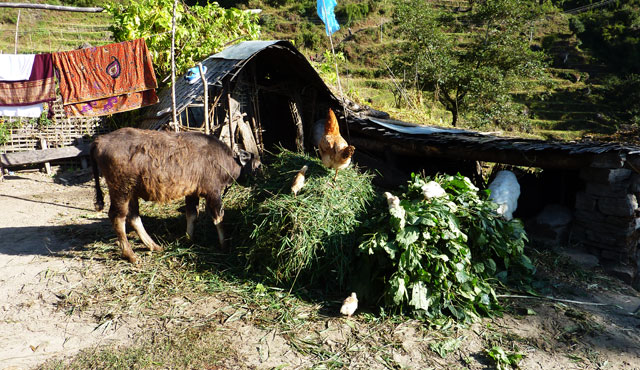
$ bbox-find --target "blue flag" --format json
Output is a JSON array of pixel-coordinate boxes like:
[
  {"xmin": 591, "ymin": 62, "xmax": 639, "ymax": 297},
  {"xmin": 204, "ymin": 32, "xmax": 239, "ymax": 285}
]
[{"xmin": 317, "ymin": 0, "xmax": 340, "ymax": 36}]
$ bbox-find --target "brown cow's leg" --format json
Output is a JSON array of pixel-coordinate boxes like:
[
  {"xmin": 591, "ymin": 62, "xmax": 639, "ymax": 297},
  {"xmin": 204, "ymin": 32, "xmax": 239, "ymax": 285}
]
[
  {"xmin": 127, "ymin": 197, "xmax": 162, "ymax": 252},
  {"xmin": 109, "ymin": 194, "xmax": 137, "ymax": 263},
  {"xmin": 205, "ymin": 192, "xmax": 226, "ymax": 249},
  {"xmin": 185, "ymin": 194, "xmax": 199, "ymax": 240}
]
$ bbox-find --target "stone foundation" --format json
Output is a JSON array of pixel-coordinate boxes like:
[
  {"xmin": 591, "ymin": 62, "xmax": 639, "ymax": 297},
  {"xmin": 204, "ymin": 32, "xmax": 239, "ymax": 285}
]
[{"xmin": 572, "ymin": 156, "xmax": 640, "ymax": 288}]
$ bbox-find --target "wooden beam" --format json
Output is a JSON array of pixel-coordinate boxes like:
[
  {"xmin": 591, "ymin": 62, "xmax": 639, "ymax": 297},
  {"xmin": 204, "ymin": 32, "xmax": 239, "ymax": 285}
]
[
  {"xmin": 1, "ymin": 144, "xmax": 90, "ymax": 167},
  {"xmin": 0, "ymin": 2, "xmax": 104, "ymax": 12}
]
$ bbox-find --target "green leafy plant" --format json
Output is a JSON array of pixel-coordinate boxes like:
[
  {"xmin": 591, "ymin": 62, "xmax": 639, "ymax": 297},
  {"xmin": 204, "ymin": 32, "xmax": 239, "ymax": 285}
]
[
  {"xmin": 314, "ymin": 50, "xmax": 347, "ymax": 85},
  {"xmin": 486, "ymin": 345, "xmax": 524, "ymax": 370},
  {"xmin": 358, "ymin": 173, "xmax": 534, "ymax": 322},
  {"xmin": 106, "ymin": 0, "xmax": 260, "ymax": 79}
]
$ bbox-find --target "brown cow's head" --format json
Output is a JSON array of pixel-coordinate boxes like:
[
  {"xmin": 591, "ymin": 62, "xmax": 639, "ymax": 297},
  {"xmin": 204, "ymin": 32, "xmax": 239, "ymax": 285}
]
[{"xmin": 236, "ymin": 150, "xmax": 262, "ymax": 183}]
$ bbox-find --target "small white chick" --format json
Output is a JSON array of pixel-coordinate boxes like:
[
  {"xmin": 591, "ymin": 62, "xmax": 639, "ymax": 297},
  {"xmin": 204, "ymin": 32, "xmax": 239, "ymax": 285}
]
[
  {"xmin": 384, "ymin": 191, "xmax": 400, "ymax": 210},
  {"xmin": 340, "ymin": 292, "xmax": 358, "ymax": 317},
  {"xmin": 384, "ymin": 191, "xmax": 406, "ymax": 228},
  {"xmin": 291, "ymin": 165, "xmax": 308, "ymax": 197},
  {"xmin": 421, "ymin": 181, "xmax": 447, "ymax": 200}
]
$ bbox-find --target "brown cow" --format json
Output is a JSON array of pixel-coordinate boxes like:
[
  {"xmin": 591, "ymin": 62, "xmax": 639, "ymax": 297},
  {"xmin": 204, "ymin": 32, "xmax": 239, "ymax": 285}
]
[{"xmin": 90, "ymin": 127, "xmax": 261, "ymax": 263}]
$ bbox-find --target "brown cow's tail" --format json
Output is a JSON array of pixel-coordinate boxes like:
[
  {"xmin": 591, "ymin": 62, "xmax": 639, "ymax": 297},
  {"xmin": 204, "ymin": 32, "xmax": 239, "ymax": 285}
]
[{"xmin": 90, "ymin": 143, "xmax": 105, "ymax": 211}]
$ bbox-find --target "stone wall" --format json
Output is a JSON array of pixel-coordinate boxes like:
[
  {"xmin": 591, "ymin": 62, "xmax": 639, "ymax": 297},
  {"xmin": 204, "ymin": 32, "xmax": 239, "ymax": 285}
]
[{"xmin": 572, "ymin": 154, "xmax": 640, "ymax": 288}]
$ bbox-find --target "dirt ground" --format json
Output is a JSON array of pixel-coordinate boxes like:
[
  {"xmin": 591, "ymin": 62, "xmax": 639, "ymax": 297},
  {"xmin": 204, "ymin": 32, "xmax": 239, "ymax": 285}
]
[{"xmin": 1, "ymin": 169, "xmax": 640, "ymax": 369}]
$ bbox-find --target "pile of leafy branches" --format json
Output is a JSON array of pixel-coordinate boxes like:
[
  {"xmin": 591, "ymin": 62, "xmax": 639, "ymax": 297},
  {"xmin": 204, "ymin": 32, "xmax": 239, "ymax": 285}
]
[
  {"xmin": 238, "ymin": 148, "xmax": 375, "ymax": 289},
  {"xmin": 357, "ymin": 173, "xmax": 534, "ymax": 322}
]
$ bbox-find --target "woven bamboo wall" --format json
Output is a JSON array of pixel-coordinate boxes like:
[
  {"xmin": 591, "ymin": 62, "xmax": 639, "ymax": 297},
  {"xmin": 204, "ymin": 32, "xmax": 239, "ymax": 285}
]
[{"xmin": 0, "ymin": 97, "xmax": 111, "ymax": 154}]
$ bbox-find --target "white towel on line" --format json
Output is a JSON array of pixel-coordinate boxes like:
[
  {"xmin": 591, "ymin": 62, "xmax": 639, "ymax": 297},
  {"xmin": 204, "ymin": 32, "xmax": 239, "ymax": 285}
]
[
  {"xmin": 0, "ymin": 103, "xmax": 44, "ymax": 118},
  {"xmin": 0, "ymin": 54, "xmax": 36, "ymax": 81}
]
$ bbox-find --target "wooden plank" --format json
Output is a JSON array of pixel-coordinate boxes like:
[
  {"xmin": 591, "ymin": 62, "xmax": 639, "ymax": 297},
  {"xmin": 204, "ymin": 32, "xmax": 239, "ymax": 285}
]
[
  {"xmin": 0, "ymin": 2, "xmax": 104, "ymax": 12},
  {"xmin": 0, "ymin": 143, "xmax": 90, "ymax": 167}
]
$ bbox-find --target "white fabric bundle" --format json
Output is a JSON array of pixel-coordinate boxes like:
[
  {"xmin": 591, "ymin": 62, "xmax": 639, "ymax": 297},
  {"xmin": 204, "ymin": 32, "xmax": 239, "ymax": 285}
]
[{"xmin": 0, "ymin": 54, "xmax": 36, "ymax": 81}]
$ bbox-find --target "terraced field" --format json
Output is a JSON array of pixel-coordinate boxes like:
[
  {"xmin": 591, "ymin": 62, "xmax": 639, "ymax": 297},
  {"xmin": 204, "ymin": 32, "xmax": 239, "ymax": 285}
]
[{"xmin": 0, "ymin": 7, "xmax": 113, "ymax": 54}]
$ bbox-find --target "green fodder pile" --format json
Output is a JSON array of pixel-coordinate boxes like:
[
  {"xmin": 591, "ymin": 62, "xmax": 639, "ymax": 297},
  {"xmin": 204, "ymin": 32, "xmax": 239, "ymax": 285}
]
[{"xmin": 235, "ymin": 148, "xmax": 375, "ymax": 289}]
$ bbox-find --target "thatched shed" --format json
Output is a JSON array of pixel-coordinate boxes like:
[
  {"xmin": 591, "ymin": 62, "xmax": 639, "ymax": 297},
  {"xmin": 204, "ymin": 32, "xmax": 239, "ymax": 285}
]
[{"xmin": 141, "ymin": 40, "xmax": 348, "ymax": 155}]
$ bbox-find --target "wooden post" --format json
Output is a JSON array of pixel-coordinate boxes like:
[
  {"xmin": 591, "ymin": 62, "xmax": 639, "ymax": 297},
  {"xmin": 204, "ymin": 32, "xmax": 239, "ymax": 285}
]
[
  {"xmin": 170, "ymin": 0, "xmax": 178, "ymax": 132},
  {"xmin": 250, "ymin": 65, "xmax": 263, "ymax": 155},
  {"xmin": 76, "ymin": 137, "xmax": 88, "ymax": 169},
  {"xmin": 289, "ymin": 97, "xmax": 304, "ymax": 152},
  {"xmin": 39, "ymin": 138, "xmax": 52, "ymax": 175},
  {"xmin": 14, "ymin": 9, "xmax": 20, "ymax": 53},
  {"xmin": 199, "ymin": 63, "xmax": 209, "ymax": 135},
  {"xmin": 227, "ymin": 91, "xmax": 234, "ymax": 151}
]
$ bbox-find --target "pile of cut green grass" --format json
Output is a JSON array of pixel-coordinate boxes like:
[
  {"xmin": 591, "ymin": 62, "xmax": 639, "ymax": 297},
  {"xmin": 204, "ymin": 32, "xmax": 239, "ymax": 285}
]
[{"xmin": 236, "ymin": 148, "xmax": 375, "ymax": 289}]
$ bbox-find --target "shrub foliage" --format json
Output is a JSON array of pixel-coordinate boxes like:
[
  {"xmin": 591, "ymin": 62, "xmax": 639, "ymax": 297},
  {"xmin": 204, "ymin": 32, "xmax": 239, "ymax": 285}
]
[{"xmin": 106, "ymin": 0, "xmax": 260, "ymax": 79}]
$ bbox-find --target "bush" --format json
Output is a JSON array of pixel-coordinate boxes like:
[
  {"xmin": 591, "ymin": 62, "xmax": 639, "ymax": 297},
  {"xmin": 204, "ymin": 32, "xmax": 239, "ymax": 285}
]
[
  {"xmin": 541, "ymin": 34, "xmax": 559, "ymax": 50},
  {"xmin": 339, "ymin": 2, "xmax": 370, "ymax": 25},
  {"xmin": 238, "ymin": 149, "xmax": 375, "ymax": 288},
  {"xmin": 296, "ymin": 22, "xmax": 322, "ymax": 50},
  {"xmin": 575, "ymin": 1, "xmax": 640, "ymax": 74},
  {"xmin": 357, "ymin": 173, "xmax": 534, "ymax": 322},
  {"xmin": 469, "ymin": 96, "xmax": 532, "ymax": 132},
  {"xmin": 601, "ymin": 74, "xmax": 640, "ymax": 125},
  {"xmin": 568, "ymin": 16, "xmax": 585, "ymax": 35}
]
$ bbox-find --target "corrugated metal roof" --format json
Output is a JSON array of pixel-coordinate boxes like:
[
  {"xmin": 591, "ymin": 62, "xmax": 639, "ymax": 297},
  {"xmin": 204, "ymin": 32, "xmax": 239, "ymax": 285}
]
[{"xmin": 212, "ymin": 40, "xmax": 281, "ymax": 60}]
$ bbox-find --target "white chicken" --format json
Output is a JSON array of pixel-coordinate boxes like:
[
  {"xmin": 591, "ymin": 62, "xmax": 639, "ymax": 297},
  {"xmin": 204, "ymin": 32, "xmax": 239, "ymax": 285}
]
[
  {"xmin": 340, "ymin": 292, "xmax": 358, "ymax": 318},
  {"xmin": 291, "ymin": 165, "xmax": 308, "ymax": 197},
  {"xmin": 488, "ymin": 170, "xmax": 520, "ymax": 221}
]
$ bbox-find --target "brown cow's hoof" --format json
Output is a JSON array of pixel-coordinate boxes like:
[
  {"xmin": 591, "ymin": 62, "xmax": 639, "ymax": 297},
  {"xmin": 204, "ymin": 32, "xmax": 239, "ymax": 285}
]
[
  {"xmin": 123, "ymin": 251, "xmax": 138, "ymax": 264},
  {"xmin": 152, "ymin": 243, "xmax": 163, "ymax": 252}
]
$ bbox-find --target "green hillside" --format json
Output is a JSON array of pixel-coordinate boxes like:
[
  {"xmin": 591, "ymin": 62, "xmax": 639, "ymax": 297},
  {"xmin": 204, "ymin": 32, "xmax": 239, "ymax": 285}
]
[
  {"xmin": 249, "ymin": 0, "xmax": 638, "ymax": 140},
  {"xmin": 1, "ymin": 0, "xmax": 638, "ymax": 141},
  {"xmin": 0, "ymin": 6, "xmax": 113, "ymax": 53}
]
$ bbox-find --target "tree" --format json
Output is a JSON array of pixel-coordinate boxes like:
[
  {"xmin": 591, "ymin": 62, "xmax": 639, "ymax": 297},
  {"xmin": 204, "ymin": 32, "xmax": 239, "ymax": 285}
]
[
  {"xmin": 391, "ymin": 0, "xmax": 550, "ymax": 127},
  {"xmin": 106, "ymin": 0, "xmax": 261, "ymax": 80},
  {"xmin": 574, "ymin": 0, "xmax": 640, "ymax": 74}
]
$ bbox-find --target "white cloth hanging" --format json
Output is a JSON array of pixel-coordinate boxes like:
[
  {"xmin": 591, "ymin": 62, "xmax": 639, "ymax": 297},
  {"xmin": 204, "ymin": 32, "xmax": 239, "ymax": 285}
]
[
  {"xmin": 0, "ymin": 54, "xmax": 36, "ymax": 81},
  {"xmin": 0, "ymin": 103, "xmax": 44, "ymax": 118}
]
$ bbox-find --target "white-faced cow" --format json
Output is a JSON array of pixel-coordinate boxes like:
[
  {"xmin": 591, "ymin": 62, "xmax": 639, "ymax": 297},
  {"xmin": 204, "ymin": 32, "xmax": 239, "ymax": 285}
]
[{"xmin": 90, "ymin": 127, "xmax": 261, "ymax": 263}]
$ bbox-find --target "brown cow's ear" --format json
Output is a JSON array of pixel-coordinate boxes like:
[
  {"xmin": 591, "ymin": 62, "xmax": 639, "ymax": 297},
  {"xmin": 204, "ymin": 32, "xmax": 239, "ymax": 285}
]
[{"xmin": 238, "ymin": 150, "xmax": 252, "ymax": 166}]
